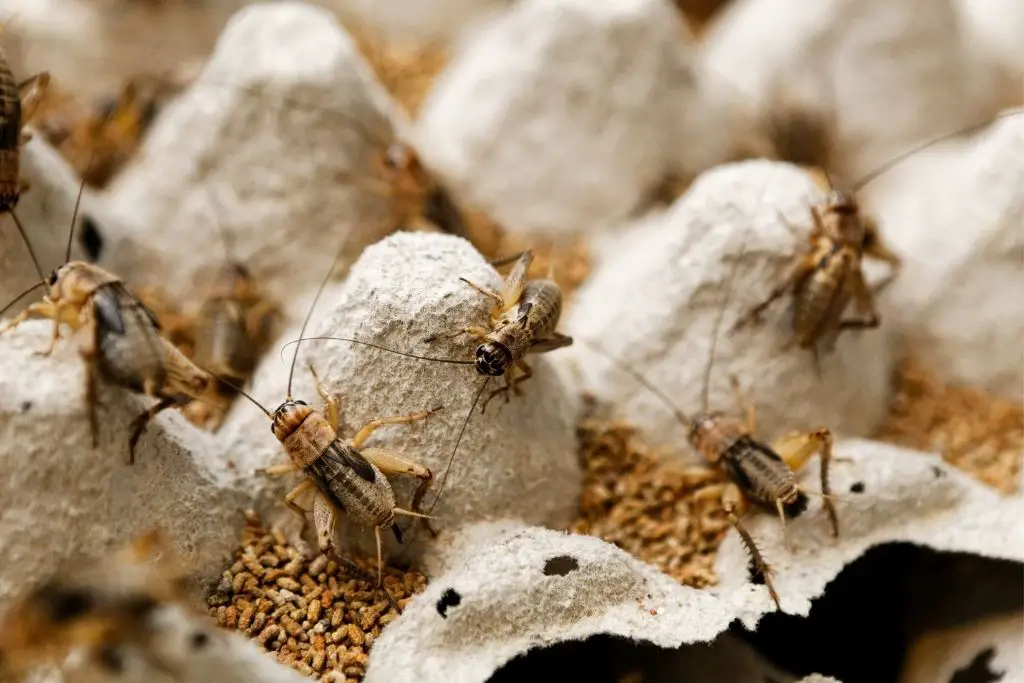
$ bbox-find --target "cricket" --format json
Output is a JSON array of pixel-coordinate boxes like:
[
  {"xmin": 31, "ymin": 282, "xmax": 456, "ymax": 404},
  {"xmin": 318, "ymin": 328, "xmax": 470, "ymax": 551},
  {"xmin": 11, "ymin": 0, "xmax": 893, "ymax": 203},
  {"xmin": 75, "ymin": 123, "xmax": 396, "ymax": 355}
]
[
  {"xmin": 0, "ymin": 169, "xmax": 212, "ymax": 464},
  {"xmin": 0, "ymin": 529, "xmax": 197, "ymax": 680},
  {"xmin": 732, "ymin": 109, "xmax": 1024, "ymax": 364},
  {"xmin": 181, "ymin": 192, "xmax": 281, "ymax": 431},
  {"xmin": 0, "ymin": 45, "xmax": 49, "ymax": 234},
  {"xmin": 282, "ymin": 248, "xmax": 574, "ymax": 413},
  {"xmin": 225, "ymin": 243, "xmax": 459, "ymax": 604}
]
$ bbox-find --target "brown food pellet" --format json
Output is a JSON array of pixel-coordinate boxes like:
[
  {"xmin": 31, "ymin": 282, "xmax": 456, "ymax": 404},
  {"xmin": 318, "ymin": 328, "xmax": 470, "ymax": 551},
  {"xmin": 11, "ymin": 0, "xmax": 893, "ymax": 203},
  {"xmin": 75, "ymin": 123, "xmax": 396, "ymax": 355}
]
[
  {"xmin": 875, "ymin": 358, "xmax": 1022, "ymax": 493},
  {"xmin": 208, "ymin": 512, "xmax": 427, "ymax": 682}
]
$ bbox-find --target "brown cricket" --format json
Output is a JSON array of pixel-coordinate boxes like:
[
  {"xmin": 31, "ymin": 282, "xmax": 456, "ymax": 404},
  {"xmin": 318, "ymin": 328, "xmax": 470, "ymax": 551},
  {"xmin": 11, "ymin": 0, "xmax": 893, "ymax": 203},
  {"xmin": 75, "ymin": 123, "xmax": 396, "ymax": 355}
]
[
  {"xmin": 581, "ymin": 183, "xmax": 843, "ymax": 611},
  {"xmin": 181, "ymin": 195, "xmax": 282, "ymax": 431},
  {"xmin": 0, "ymin": 529, "xmax": 203, "ymax": 680},
  {"xmin": 284, "ymin": 248, "xmax": 574, "ymax": 413},
  {"xmin": 0, "ymin": 174, "xmax": 211, "ymax": 464},
  {"xmin": 0, "ymin": 46, "xmax": 49, "ymax": 239},
  {"xmin": 228, "ymin": 243, "xmax": 455, "ymax": 597},
  {"xmin": 732, "ymin": 109, "xmax": 1024, "ymax": 365}
]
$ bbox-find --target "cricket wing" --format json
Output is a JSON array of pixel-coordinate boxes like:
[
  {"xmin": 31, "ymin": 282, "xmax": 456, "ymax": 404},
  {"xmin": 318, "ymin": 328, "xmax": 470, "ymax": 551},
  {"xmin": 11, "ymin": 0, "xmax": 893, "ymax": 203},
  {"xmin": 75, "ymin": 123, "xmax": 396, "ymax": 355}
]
[
  {"xmin": 321, "ymin": 442, "xmax": 377, "ymax": 484},
  {"xmin": 500, "ymin": 250, "xmax": 534, "ymax": 309}
]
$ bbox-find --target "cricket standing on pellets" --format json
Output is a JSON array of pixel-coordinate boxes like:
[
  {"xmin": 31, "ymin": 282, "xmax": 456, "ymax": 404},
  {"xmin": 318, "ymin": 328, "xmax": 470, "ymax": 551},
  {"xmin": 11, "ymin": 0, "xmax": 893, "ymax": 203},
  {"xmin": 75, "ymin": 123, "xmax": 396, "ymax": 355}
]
[
  {"xmin": 231, "ymin": 243, "xmax": 446, "ymax": 601},
  {"xmin": 0, "ymin": 160, "xmax": 212, "ymax": 464}
]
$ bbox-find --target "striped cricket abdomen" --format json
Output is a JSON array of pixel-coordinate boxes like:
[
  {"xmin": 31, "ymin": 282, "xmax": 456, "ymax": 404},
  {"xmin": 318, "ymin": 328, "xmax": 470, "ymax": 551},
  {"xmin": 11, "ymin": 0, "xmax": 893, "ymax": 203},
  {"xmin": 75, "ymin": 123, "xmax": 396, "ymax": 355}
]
[
  {"xmin": 722, "ymin": 436, "xmax": 807, "ymax": 517},
  {"xmin": 306, "ymin": 441, "xmax": 397, "ymax": 531},
  {"xmin": 0, "ymin": 49, "xmax": 21, "ymax": 210}
]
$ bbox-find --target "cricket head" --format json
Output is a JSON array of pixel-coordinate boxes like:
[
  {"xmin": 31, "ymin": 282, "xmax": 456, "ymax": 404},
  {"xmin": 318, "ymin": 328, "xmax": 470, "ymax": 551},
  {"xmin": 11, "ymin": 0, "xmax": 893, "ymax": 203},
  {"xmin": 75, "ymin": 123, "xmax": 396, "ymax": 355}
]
[
  {"xmin": 272, "ymin": 399, "xmax": 313, "ymax": 441},
  {"xmin": 823, "ymin": 189, "xmax": 866, "ymax": 246},
  {"xmin": 687, "ymin": 412, "xmax": 720, "ymax": 449},
  {"xmin": 475, "ymin": 341, "xmax": 512, "ymax": 377}
]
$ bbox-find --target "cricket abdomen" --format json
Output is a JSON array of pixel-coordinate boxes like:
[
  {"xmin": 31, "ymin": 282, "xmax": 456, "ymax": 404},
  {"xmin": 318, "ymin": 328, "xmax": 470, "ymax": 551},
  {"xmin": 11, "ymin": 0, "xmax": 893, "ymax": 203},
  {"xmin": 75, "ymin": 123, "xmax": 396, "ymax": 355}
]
[
  {"xmin": 92, "ymin": 284, "xmax": 168, "ymax": 394},
  {"xmin": 792, "ymin": 247, "xmax": 855, "ymax": 348},
  {"xmin": 306, "ymin": 442, "xmax": 397, "ymax": 530},
  {"xmin": 0, "ymin": 49, "xmax": 21, "ymax": 212},
  {"xmin": 490, "ymin": 279, "xmax": 564, "ymax": 364},
  {"xmin": 721, "ymin": 436, "xmax": 806, "ymax": 517},
  {"xmin": 195, "ymin": 300, "xmax": 254, "ymax": 379}
]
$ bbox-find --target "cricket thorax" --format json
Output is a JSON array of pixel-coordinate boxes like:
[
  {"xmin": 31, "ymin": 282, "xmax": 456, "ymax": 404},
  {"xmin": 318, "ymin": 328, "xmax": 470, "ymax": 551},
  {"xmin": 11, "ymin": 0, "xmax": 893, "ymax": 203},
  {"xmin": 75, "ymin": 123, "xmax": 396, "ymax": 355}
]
[
  {"xmin": 688, "ymin": 413, "xmax": 748, "ymax": 464},
  {"xmin": 273, "ymin": 401, "xmax": 320, "ymax": 451},
  {"xmin": 820, "ymin": 191, "xmax": 867, "ymax": 246},
  {"xmin": 49, "ymin": 262, "xmax": 122, "ymax": 306}
]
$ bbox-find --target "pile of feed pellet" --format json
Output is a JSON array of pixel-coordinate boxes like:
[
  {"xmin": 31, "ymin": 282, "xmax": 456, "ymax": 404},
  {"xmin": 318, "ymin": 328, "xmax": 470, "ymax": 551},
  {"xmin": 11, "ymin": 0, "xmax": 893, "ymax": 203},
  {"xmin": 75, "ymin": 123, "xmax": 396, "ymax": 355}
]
[
  {"xmin": 875, "ymin": 359, "xmax": 1022, "ymax": 494},
  {"xmin": 570, "ymin": 403, "xmax": 732, "ymax": 588},
  {"xmin": 207, "ymin": 512, "xmax": 426, "ymax": 683}
]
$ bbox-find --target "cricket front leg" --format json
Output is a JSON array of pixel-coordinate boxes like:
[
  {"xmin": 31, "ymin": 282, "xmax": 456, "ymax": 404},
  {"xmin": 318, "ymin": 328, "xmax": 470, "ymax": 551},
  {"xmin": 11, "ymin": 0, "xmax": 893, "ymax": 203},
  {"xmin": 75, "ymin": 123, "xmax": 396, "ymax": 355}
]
[
  {"xmin": 361, "ymin": 447, "xmax": 437, "ymax": 537},
  {"xmin": 350, "ymin": 405, "xmax": 443, "ymax": 450},
  {"xmin": 862, "ymin": 218, "xmax": 902, "ymax": 271},
  {"xmin": 308, "ymin": 362, "xmax": 341, "ymax": 433},
  {"xmin": 0, "ymin": 298, "xmax": 55, "ymax": 340},
  {"xmin": 732, "ymin": 253, "xmax": 817, "ymax": 332},
  {"xmin": 257, "ymin": 461, "xmax": 301, "ymax": 478},
  {"xmin": 423, "ymin": 325, "xmax": 491, "ymax": 344},
  {"xmin": 773, "ymin": 428, "xmax": 839, "ymax": 538},
  {"xmin": 458, "ymin": 277, "xmax": 506, "ymax": 316},
  {"xmin": 722, "ymin": 483, "xmax": 781, "ymax": 611},
  {"xmin": 283, "ymin": 478, "xmax": 317, "ymax": 524},
  {"xmin": 728, "ymin": 374, "xmax": 757, "ymax": 433}
]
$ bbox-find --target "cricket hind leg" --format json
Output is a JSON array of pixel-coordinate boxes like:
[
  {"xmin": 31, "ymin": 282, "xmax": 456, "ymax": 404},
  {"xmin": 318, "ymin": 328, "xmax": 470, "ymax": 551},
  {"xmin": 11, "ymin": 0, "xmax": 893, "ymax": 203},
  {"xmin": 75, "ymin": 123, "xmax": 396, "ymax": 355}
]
[
  {"xmin": 732, "ymin": 252, "xmax": 817, "ymax": 333},
  {"xmin": 350, "ymin": 406, "xmax": 442, "ymax": 450},
  {"xmin": 18, "ymin": 72, "xmax": 50, "ymax": 123},
  {"xmin": 722, "ymin": 484, "xmax": 781, "ymax": 611},
  {"xmin": 308, "ymin": 362, "xmax": 341, "ymax": 432},
  {"xmin": 310, "ymin": 493, "xmax": 401, "ymax": 611},
  {"xmin": 361, "ymin": 447, "xmax": 438, "ymax": 537},
  {"xmin": 126, "ymin": 396, "xmax": 181, "ymax": 465},
  {"xmin": 773, "ymin": 428, "xmax": 839, "ymax": 538}
]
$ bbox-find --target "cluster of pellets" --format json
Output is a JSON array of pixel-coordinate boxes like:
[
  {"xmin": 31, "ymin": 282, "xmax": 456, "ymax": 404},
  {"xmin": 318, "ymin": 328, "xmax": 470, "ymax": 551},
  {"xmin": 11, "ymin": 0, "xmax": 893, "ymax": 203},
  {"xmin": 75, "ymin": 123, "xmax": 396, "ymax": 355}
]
[
  {"xmin": 876, "ymin": 359, "xmax": 1023, "ymax": 494},
  {"xmin": 207, "ymin": 512, "xmax": 427, "ymax": 683},
  {"xmin": 571, "ymin": 408, "xmax": 731, "ymax": 589}
]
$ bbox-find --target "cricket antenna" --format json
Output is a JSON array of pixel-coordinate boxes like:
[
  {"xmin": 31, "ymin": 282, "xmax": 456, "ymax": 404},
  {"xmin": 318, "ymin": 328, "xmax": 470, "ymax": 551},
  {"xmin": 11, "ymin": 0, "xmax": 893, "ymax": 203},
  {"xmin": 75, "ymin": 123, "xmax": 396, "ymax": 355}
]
[
  {"xmin": 278, "ymin": 336, "xmax": 476, "ymax": 367},
  {"xmin": 65, "ymin": 157, "xmax": 91, "ymax": 264},
  {"xmin": 850, "ymin": 108, "xmax": 1023, "ymax": 193},
  {"xmin": 579, "ymin": 338, "xmax": 690, "ymax": 429},
  {"xmin": 425, "ymin": 376, "xmax": 490, "ymax": 518},
  {"xmin": 701, "ymin": 178, "xmax": 772, "ymax": 412},
  {"xmin": 203, "ymin": 185, "xmax": 236, "ymax": 265},
  {"xmin": 9, "ymin": 212, "xmax": 45, "ymax": 285},
  {"xmin": 286, "ymin": 234, "xmax": 353, "ymax": 399},
  {"xmin": 0, "ymin": 281, "xmax": 44, "ymax": 319},
  {"xmin": 393, "ymin": 375, "xmax": 490, "ymax": 561},
  {"xmin": 212, "ymin": 374, "xmax": 272, "ymax": 418}
]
